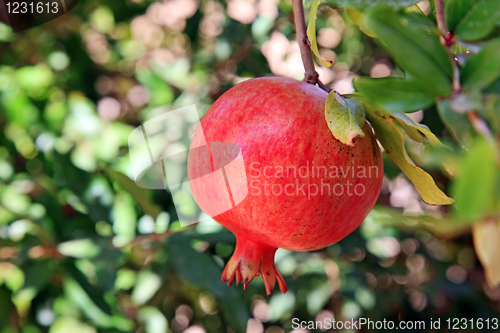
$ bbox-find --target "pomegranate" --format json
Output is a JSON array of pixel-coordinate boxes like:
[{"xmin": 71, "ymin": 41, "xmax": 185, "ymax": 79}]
[{"xmin": 188, "ymin": 77, "xmax": 383, "ymax": 294}]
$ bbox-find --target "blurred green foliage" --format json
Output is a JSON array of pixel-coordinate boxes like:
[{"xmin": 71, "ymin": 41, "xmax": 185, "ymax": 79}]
[{"xmin": 0, "ymin": 0, "xmax": 500, "ymax": 333}]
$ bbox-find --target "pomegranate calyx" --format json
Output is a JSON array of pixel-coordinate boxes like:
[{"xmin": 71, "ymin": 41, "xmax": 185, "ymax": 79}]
[{"xmin": 221, "ymin": 236, "xmax": 287, "ymax": 295}]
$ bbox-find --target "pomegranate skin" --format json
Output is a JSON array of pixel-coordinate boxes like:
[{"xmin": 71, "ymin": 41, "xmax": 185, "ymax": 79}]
[{"xmin": 188, "ymin": 77, "xmax": 383, "ymax": 293}]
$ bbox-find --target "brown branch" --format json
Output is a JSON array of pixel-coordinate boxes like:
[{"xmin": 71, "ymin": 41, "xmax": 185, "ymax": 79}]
[
  {"xmin": 434, "ymin": 0, "xmax": 447, "ymax": 39},
  {"xmin": 119, "ymin": 224, "xmax": 197, "ymax": 248},
  {"xmin": 317, "ymin": 79, "xmax": 332, "ymax": 92},
  {"xmin": 434, "ymin": 0, "xmax": 460, "ymax": 93},
  {"xmin": 434, "ymin": 0, "xmax": 495, "ymax": 144},
  {"xmin": 292, "ymin": 0, "xmax": 331, "ymax": 92}
]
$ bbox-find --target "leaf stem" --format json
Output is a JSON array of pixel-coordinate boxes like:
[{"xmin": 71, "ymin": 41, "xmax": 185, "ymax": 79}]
[{"xmin": 292, "ymin": 0, "xmax": 331, "ymax": 92}]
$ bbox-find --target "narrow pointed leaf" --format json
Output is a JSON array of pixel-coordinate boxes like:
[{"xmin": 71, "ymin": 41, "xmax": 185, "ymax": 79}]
[
  {"xmin": 345, "ymin": 8, "xmax": 376, "ymax": 37},
  {"xmin": 325, "ymin": 91, "xmax": 365, "ymax": 146},
  {"xmin": 461, "ymin": 39, "xmax": 500, "ymax": 90},
  {"xmin": 366, "ymin": 109, "xmax": 453, "ymax": 205},
  {"xmin": 363, "ymin": 104, "xmax": 444, "ymax": 146},
  {"xmin": 365, "ymin": 8, "xmax": 452, "ymax": 96},
  {"xmin": 445, "ymin": 0, "xmax": 477, "ymax": 32},
  {"xmin": 368, "ymin": 206, "xmax": 474, "ymax": 237},
  {"xmin": 454, "ymin": 0, "xmax": 500, "ymax": 41},
  {"xmin": 437, "ymin": 98, "xmax": 475, "ymax": 148},
  {"xmin": 451, "ymin": 138, "xmax": 498, "ymax": 220},
  {"xmin": 354, "ymin": 77, "xmax": 435, "ymax": 112},
  {"xmin": 307, "ymin": 1, "xmax": 333, "ymax": 68},
  {"xmin": 168, "ymin": 233, "xmax": 250, "ymax": 333},
  {"xmin": 392, "ymin": 112, "xmax": 443, "ymax": 146},
  {"xmin": 63, "ymin": 261, "xmax": 112, "ymax": 315}
]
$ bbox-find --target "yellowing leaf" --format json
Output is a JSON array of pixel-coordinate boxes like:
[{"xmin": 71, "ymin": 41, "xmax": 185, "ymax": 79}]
[
  {"xmin": 307, "ymin": 1, "xmax": 333, "ymax": 68},
  {"xmin": 473, "ymin": 218, "xmax": 500, "ymax": 287},
  {"xmin": 366, "ymin": 105, "xmax": 444, "ymax": 146},
  {"xmin": 391, "ymin": 112, "xmax": 443, "ymax": 147},
  {"xmin": 366, "ymin": 109, "xmax": 453, "ymax": 205},
  {"xmin": 325, "ymin": 91, "xmax": 365, "ymax": 146},
  {"xmin": 345, "ymin": 7, "xmax": 376, "ymax": 37}
]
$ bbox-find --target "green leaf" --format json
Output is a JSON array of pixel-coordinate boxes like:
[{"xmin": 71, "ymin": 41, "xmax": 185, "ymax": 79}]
[
  {"xmin": 367, "ymin": 206, "xmax": 473, "ymax": 237},
  {"xmin": 345, "ymin": 8, "xmax": 376, "ymax": 37},
  {"xmin": 485, "ymin": 77, "xmax": 500, "ymax": 93},
  {"xmin": 357, "ymin": 100, "xmax": 444, "ymax": 146},
  {"xmin": 63, "ymin": 260, "xmax": 112, "ymax": 316},
  {"xmin": 354, "ymin": 77, "xmax": 435, "ymax": 112},
  {"xmin": 0, "ymin": 287, "xmax": 12, "ymax": 328},
  {"xmin": 366, "ymin": 108, "xmax": 453, "ymax": 205},
  {"xmin": 63, "ymin": 278, "xmax": 134, "ymax": 330},
  {"xmin": 325, "ymin": 91, "xmax": 365, "ymax": 146},
  {"xmin": 23, "ymin": 260, "xmax": 56, "ymax": 291},
  {"xmin": 325, "ymin": 0, "xmax": 420, "ymax": 10},
  {"xmin": 107, "ymin": 169, "xmax": 162, "ymax": 220},
  {"xmin": 367, "ymin": 102, "xmax": 444, "ymax": 147},
  {"xmin": 454, "ymin": 0, "xmax": 500, "ymax": 41},
  {"xmin": 307, "ymin": 1, "xmax": 333, "ymax": 67},
  {"xmin": 391, "ymin": 112, "xmax": 444, "ymax": 146},
  {"xmin": 445, "ymin": 0, "xmax": 477, "ymax": 32},
  {"xmin": 437, "ymin": 98, "xmax": 475, "ymax": 147},
  {"xmin": 485, "ymin": 93, "xmax": 500, "ymax": 134},
  {"xmin": 168, "ymin": 234, "xmax": 250, "ymax": 333},
  {"xmin": 365, "ymin": 8, "xmax": 453, "ymax": 96},
  {"xmin": 451, "ymin": 138, "xmax": 499, "ymax": 220},
  {"xmin": 461, "ymin": 39, "xmax": 500, "ymax": 90}
]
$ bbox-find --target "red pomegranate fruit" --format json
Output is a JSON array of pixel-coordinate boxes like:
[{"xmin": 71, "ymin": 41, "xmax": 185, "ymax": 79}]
[{"xmin": 188, "ymin": 77, "xmax": 383, "ymax": 294}]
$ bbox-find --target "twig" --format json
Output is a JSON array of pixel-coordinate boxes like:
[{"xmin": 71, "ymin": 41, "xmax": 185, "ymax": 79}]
[
  {"xmin": 119, "ymin": 224, "xmax": 197, "ymax": 248},
  {"xmin": 317, "ymin": 79, "xmax": 332, "ymax": 92},
  {"xmin": 292, "ymin": 0, "xmax": 331, "ymax": 92},
  {"xmin": 434, "ymin": 0, "xmax": 461, "ymax": 93},
  {"xmin": 434, "ymin": 0, "xmax": 447, "ymax": 40},
  {"xmin": 434, "ymin": 0, "xmax": 495, "ymax": 145}
]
